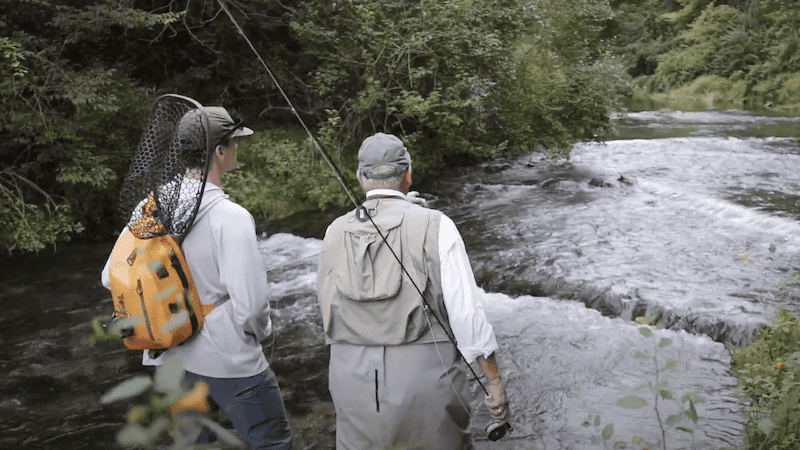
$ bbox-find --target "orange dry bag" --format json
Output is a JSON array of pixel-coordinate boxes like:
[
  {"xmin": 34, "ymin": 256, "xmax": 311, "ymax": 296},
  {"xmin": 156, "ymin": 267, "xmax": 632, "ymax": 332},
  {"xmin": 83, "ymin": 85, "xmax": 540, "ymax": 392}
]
[{"xmin": 108, "ymin": 193, "xmax": 213, "ymax": 350}]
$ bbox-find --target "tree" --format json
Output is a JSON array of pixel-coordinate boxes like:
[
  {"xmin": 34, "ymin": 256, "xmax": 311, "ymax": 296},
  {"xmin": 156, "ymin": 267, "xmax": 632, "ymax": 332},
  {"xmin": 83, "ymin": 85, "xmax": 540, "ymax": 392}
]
[
  {"xmin": 289, "ymin": 0, "xmax": 629, "ymax": 170},
  {"xmin": 607, "ymin": 0, "xmax": 800, "ymax": 108},
  {"xmin": 1, "ymin": 0, "xmax": 632, "ymax": 251},
  {"xmin": 0, "ymin": 0, "xmax": 174, "ymax": 251},
  {"xmin": 0, "ymin": 0, "xmax": 303, "ymax": 252}
]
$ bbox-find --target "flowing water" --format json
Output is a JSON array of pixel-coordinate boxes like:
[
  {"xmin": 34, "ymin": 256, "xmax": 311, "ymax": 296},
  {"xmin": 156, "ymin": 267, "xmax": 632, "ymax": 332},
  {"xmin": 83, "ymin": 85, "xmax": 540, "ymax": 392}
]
[
  {"xmin": 1, "ymin": 109, "xmax": 799, "ymax": 449},
  {"xmin": 430, "ymin": 110, "xmax": 800, "ymax": 449}
]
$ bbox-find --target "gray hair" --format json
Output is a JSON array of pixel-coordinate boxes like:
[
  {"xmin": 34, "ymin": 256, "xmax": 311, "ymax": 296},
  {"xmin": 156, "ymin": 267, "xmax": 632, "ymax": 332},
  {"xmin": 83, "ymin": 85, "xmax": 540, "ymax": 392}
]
[{"xmin": 358, "ymin": 165, "xmax": 407, "ymax": 191}]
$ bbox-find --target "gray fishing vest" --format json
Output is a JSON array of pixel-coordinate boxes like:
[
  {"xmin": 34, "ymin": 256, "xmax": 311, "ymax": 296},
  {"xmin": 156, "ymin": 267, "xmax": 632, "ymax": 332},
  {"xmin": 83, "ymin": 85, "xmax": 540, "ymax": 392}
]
[{"xmin": 317, "ymin": 196, "xmax": 454, "ymax": 346}]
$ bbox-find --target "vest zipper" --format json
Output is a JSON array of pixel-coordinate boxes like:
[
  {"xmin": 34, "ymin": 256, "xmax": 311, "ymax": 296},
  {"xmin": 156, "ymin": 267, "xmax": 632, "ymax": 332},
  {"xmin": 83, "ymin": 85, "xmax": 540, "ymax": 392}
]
[{"xmin": 375, "ymin": 369, "xmax": 380, "ymax": 412}]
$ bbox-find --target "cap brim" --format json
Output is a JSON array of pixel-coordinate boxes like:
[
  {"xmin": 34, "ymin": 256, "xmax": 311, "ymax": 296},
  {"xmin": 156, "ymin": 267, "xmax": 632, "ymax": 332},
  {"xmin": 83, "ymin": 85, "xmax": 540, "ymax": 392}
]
[{"xmin": 232, "ymin": 126, "xmax": 254, "ymax": 137}]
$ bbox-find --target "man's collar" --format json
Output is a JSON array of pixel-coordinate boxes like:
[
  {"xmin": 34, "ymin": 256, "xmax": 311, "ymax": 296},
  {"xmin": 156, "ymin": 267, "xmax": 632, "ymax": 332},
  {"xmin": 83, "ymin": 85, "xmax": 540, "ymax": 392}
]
[{"xmin": 365, "ymin": 189, "xmax": 406, "ymax": 200}]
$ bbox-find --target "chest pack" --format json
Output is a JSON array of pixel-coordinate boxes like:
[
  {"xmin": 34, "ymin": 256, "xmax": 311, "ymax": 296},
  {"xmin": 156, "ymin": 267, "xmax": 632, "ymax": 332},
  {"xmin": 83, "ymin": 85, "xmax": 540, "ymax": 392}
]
[{"xmin": 108, "ymin": 193, "xmax": 214, "ymax": 350}]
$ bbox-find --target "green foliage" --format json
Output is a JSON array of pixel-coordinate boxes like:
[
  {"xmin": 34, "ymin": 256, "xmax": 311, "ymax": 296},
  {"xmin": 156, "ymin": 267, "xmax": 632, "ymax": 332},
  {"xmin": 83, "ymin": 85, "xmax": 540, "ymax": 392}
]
[
  {"xmin": 0, "ymin": 171, "xmax": 84, "ymax": 252},
  {"xmin": 290, "ymin": 0, "xmax": 526, "ymax": 167},
  {"xmin": 97, "ymin": 357, "xmax": 246, "ymax": 449},
  {"xmin": 0, "ymin": 0, "xmax": 307, "ymax": 252},
  {"xmin": 604, "ymin": 0, "xmax": 677, "ymax": 78},
  {"xmin": 291, "ymin": 0, "xmax": 629, "ymax": 166},
  {"xmin": 1, "ymin": 0, "xmax": 632, "ymax": 250},
  {"xmin": 732, "ymin": 305, "xmax": 800, "ymax": 450},
  {"xmin": 223, "ymin": 128, "xmax": 352, "ymax": 220},
  {"xmin": 0, "ymin": 0, "xmax": 165, "ymax": 251},
  {"xmin": 88, "ymin": 315, "xmax": 143, "ymax": 345},
  {"xmin": 582, "ymin": 413, "xmax": 632, "ymax": 449},
  {"xmin": 661, "ymin": 0, "xmax": 714, "ymax": 30},
  {"xmin": 608, "ymin": 0, "xmax": 800, "ymax": 110},
  {"xmin": 655, "ymin": 4, "xmax": 743, "ymax": 87},
  {"xmin": 617, "ymin": 395, "xmax": 648, "ymax": 409},
  {"xmin": 777, "ymin": 271, "xmax": 800, "ymax": 301},
  {"xmin": 586, "ymin": 316, "xmax": 706, "ymax": 449},
  {"xmin": 0, "ymin": 36, "xmax": 27, "ymax": 79}
]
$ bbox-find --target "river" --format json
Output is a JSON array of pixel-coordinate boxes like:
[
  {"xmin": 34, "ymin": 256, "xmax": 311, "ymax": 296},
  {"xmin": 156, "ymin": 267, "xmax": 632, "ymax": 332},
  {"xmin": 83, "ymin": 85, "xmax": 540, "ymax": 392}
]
[{"xmin": 1, "ymin": 109, "xmax": 798, "ymax": 449}]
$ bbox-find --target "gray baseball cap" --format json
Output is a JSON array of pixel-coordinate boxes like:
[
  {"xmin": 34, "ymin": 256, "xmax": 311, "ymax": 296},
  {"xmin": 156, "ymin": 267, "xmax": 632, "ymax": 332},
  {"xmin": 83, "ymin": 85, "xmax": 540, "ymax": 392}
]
[
  {"xmin": 357, "ymin": 133, "xmax": 411, "ymax": 179},
  {"xmin": 205, "ymin": 106, "xmax": 253, "ymax": 145}
]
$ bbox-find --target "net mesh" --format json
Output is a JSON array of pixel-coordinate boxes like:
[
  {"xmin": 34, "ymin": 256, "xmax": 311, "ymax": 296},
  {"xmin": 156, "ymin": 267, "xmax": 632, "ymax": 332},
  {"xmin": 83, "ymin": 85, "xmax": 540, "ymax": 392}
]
[{"xmin": 119, "ymin": 95, "xmax": 212, "ymax": 239}]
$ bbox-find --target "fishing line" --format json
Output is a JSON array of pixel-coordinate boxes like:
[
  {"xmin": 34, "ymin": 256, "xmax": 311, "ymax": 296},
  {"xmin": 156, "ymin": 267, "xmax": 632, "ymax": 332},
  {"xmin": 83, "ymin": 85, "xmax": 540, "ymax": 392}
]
[
  {"xmin": 422, "ymin": 303, "xmax": 473, "ymax": 417},
  {"xmin": 217, "ymin": 1, "xmax": 359, "ymax": 208},
  {"xmin": 216, "ymin": 0, "xmax": 489, "ymax": 397}
]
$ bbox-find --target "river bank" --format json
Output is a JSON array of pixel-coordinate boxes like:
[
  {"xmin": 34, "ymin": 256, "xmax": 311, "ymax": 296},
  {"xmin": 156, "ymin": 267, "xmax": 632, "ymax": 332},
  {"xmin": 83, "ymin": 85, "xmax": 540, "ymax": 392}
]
[{"xmin": 628, "ymin": 80, "xmax": 800, "ymax": 117}]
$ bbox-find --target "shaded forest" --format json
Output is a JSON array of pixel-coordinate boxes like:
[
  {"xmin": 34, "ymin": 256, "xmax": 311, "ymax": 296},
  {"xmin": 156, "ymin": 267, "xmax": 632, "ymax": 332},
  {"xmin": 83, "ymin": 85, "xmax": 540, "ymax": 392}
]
[
  {"xmin": 2, "ymin": 0, "xmax": 798, "ymax": 252},
  {"xmin": 608, "ymin": 0, "xmax": 800, "ymax": 109}
]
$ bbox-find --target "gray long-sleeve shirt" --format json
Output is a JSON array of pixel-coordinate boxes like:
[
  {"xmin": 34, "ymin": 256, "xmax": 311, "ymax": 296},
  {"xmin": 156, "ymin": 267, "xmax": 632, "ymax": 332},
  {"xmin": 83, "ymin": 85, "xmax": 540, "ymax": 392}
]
[{"xmin": 102, "ymin": 183, "xmax": 271, "ymax": 378}]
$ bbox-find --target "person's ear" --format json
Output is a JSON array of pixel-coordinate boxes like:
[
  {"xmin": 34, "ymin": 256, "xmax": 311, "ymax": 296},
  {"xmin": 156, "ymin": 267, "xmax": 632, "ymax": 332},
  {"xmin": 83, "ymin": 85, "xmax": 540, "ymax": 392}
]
[{"xmin": 215, "ymin": 145, "xmax": 224, "ymax": 159}]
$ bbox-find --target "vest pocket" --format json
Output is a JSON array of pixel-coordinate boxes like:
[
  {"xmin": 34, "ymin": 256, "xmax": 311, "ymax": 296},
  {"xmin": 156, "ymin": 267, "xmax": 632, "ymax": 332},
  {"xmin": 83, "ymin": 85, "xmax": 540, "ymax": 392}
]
[{"xmin": 334, "ymin": 224, "xmax": 403, "ymax": 301}]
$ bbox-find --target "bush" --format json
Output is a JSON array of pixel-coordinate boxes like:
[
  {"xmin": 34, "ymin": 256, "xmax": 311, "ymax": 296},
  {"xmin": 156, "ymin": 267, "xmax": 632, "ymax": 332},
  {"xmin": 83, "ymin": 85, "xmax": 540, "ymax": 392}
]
[
  {"xmin": 751, "ymin": 72, "xmax": 800, "ymax": 113},
  {"xmin": 732, "ymin": 303, "xmax": 800, "ymax": 450},
  {"xmin": 223, "ymin": 128, "xmax": 352, "ymax": 221},
  {"xmin": 655, "ymin": 5, "xmax": 743, "ymax": 87},
  {"xmin": 290, "ymin": 0, "xmax": 629, "ymax": 166}
]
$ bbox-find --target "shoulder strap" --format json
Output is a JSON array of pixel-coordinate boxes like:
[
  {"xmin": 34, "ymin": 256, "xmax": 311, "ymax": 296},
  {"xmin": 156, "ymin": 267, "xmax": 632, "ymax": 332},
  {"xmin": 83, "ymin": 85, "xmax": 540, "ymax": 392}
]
[
  {"xmin": 404, "ymin": 205, "xmax": 434, "ymax": 284},
  {"xmin": 174, "ymin": 194, "xmax": 227, "ymax": 245}
]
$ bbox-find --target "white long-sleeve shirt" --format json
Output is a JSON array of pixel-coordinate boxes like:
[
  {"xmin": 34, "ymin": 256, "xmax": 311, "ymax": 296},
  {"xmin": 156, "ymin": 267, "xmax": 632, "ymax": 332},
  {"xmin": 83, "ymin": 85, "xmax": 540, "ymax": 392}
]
[
  {"xmin": 360, "ymin": 189, "xmax": 499, "ymax": 364},
  {"xmin": 101, "ymin": 183, "xmax": 271, "ymax": 378}
]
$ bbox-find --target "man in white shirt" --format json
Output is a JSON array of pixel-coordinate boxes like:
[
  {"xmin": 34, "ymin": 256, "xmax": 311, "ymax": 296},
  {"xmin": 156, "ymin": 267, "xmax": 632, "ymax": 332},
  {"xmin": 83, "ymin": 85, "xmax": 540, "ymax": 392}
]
[
  {"xmin": 101, "ymin": 106, "xmax": 291, "ymax": 449},
  {"xmin": 317, "ymin": 132, "xmax": 510, "ymax": 449}
]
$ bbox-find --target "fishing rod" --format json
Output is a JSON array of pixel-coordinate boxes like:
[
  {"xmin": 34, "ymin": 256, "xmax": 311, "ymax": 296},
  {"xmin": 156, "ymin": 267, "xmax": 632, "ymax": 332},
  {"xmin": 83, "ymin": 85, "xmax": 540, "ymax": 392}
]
[
  {"xmin": 216, "ymin": 0, "xmax": 510, "ymax": 440},
  {"xmin": 265, "ymin": 252, "xmax": 319, "ymax": 273}
]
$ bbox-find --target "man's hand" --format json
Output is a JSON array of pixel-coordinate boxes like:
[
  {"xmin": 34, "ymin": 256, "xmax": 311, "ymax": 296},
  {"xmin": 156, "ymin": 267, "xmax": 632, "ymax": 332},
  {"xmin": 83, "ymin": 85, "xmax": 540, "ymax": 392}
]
[
  {"xmin": 406, "ymin": 191, "xmax": 428, "ymax": 207},
  {"xmin": 477, "ymin": 353, "xmax": 510, "ymax": 423},
  {"xmin": 485, "ymin": 381, "xmax": 509, "ymax": 423}
]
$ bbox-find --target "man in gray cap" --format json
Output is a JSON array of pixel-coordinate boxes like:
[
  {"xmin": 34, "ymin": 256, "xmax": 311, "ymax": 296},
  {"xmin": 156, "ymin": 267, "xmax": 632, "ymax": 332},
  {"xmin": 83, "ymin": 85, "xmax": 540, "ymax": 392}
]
[
  {"xmin": 317, "ymin": 132, "xmax": 510, "ymax": 449},
  {"xmin": 102, "ymin": 103, "xmax": 292, "ymax": 449}
]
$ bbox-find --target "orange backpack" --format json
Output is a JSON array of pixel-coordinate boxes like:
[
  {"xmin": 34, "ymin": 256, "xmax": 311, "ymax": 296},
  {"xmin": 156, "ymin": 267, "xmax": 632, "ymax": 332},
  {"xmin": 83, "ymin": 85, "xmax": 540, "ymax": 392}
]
[{"xmin": 108, "ymin": 193, "xmax": 214, "ymax": 350}]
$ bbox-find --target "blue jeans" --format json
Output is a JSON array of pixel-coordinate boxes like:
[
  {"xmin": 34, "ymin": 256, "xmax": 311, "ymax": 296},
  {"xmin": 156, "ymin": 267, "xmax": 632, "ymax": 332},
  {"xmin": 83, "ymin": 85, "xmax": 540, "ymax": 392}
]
[{"xmin": 185, "ymin": 367, "xmax": 292, "ymax": 450}]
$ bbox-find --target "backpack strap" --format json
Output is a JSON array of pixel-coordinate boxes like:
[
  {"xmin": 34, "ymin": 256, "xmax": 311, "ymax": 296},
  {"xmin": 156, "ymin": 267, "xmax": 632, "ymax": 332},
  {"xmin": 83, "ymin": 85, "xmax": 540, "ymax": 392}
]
[
  {"xmin": 404, "ymin": 204, "xmax": 431, "ymax": 284},
  {"xmin": 173, "ymin": 194, "xmax": 228, "ymax": 245}
]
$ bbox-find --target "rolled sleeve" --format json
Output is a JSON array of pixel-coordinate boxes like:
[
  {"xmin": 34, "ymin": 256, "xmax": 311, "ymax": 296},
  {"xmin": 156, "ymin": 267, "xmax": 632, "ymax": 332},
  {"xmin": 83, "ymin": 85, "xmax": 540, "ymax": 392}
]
[{"xmin": 438, "ymin": 215, "xmax": 498, "ymax": 364}]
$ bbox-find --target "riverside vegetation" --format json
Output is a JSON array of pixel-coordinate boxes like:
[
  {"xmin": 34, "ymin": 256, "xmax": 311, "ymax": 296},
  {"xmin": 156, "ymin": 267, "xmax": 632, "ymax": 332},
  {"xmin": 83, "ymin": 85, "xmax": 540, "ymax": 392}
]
[
  {"xmin": 730, "ymin": 272, "xmax": 800, "ymax": 450},
  {"xmin": 0, "ymin": 0, "xmax": 629, "ymax": 253},
  {"xmin": 583, "ymin": 316, "xmax": 708, "ymax": 450},
  {"xmin": 5, "ymin": 0, "xmax": 800, "ymax": 252},
  {"xmin": 606, "ymin": 0, "xmax": 800, "ymax": 112}
]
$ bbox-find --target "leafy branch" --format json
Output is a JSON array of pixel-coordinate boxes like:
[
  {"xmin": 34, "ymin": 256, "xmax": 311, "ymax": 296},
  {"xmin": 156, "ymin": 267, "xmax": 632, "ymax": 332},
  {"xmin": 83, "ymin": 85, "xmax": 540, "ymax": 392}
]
[
  {"xmin": 585, "ymin": 317, "xmax": 706, "ymax": 449},
  {"xmin": 99, "ymin": 358, "xmax": 246, "ymax": 449}
]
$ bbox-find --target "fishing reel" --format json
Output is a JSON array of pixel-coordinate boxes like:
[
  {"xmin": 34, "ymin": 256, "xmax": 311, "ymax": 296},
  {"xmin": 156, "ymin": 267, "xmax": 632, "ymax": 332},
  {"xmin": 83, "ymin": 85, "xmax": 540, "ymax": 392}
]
[{"xmin": 486, "ymin": 420, "xmax": 512, "ymax": 441}]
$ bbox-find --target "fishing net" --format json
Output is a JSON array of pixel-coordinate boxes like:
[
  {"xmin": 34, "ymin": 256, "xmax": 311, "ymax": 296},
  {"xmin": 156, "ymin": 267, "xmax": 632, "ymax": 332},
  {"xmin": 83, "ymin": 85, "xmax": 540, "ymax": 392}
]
[{"xmin": 119, "ymin": 94, "xmax": 212, "ymax": 239}]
